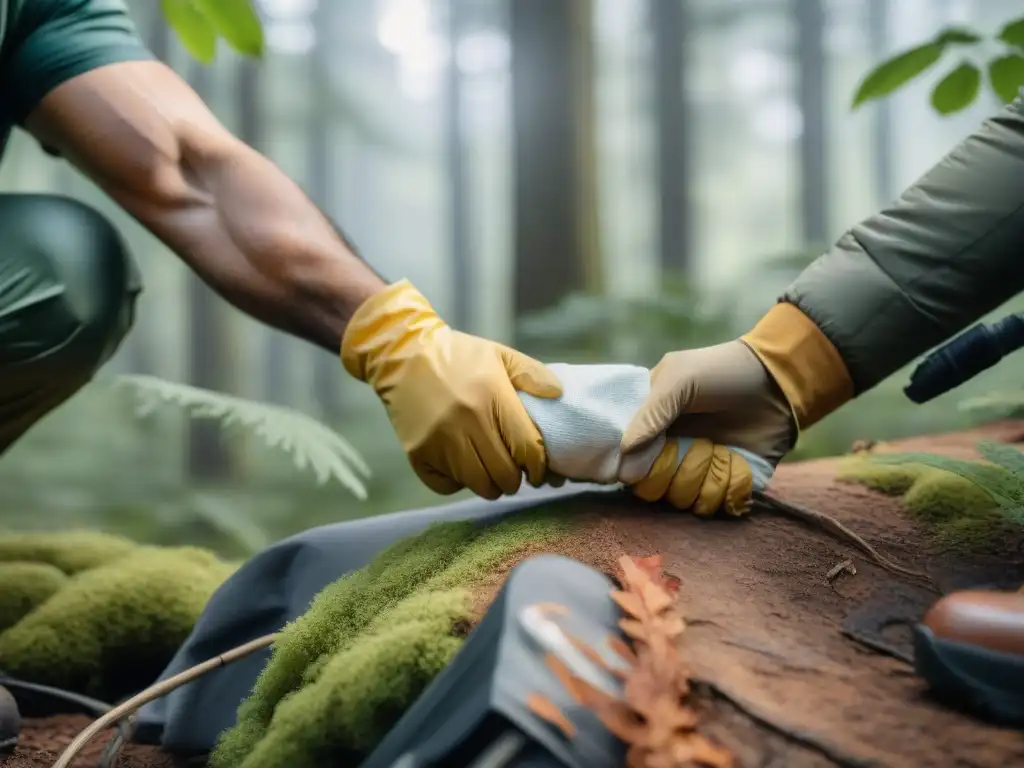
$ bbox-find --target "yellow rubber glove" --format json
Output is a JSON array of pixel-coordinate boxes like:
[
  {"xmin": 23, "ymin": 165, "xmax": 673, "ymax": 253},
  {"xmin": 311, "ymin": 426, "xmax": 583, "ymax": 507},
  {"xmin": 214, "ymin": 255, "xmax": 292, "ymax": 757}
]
[
  {"xmin": 341, "ymin": 280, "xmax": 563, "ymax": 500},
  {"xmin": 629, "ymin": 439, "xmax": 755, "ymax": 517}
]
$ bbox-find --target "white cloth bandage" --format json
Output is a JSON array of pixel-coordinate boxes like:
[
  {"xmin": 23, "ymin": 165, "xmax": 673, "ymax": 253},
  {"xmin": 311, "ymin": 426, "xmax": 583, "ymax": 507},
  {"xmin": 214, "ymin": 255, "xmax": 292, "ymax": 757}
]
[{"xmin": 517, "ymin": 363, "xmax": 774, "ymax": 491}]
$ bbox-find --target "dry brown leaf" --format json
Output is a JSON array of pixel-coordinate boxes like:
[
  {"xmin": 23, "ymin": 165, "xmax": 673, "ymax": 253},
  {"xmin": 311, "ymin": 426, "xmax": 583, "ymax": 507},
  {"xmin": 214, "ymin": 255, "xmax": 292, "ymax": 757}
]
[
  {"xmin": 530, "ymin": 553, "xmax": 732, "ymax": 768},
  {"xmin": 526, "ymin": 693, "xmax": 577, "ymax": 738},
  {"xmin": 611, "ymin": 590, "xmax": 648, "ymax": 618}
]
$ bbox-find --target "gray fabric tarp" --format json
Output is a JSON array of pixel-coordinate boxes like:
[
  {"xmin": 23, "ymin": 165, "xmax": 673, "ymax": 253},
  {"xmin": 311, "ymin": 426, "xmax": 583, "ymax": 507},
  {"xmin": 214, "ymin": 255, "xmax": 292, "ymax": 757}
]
[{"xmin": 133, "ymin": 482, "xmax": 615, "ymax": 754}]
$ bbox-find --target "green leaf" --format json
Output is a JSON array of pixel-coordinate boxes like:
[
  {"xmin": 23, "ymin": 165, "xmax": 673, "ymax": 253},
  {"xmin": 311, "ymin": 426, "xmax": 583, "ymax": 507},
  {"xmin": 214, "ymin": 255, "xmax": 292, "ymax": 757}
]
[
  {"xmin": 160, "ymin": 0, "xmax": 217, "ymax": 64},
  {"xmin": 987, "ymin": 54, "xmax": 1024, "ymax": 103},
  {"xmin": 852, "ymin": 42, "xmax": 946, "ymax": 108},
  {"xmin": 194, "ymin": 0, "xmax": 264, "ymax": 58},
  {"xmin": 930, "ymin": 61, "xmax": 981, "ymax": 114},
  {"xmin": 871, "ymin": 452, "xmax": 1024, "ymax": 510},
  {"xmin": 935, "ymin": 26, "xmax": 983, "ymax": 45},
  {"xmin": 997, "ymin": 17, "xmax": 1024, "ymax": 48}
]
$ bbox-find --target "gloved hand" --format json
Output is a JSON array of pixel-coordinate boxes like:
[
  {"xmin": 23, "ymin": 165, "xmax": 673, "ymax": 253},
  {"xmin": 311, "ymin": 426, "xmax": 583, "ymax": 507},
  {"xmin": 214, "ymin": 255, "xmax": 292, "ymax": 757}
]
[
  {"xmin": 621, "ymin": 302, "xmax": 855, "ymax": 512},
  {"xmin": 341, "ymin": 279, "xmax": 563, "ymax": 500}
]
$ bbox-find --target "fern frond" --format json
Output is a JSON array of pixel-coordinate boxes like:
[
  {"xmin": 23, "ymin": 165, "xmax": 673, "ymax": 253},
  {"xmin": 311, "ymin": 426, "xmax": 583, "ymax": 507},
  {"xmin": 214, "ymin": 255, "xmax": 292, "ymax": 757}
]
[
  {"xmin": 870, "ymin": 446, "xmax": 1024, "ymax": 517},
  {"xmin": 958, "ymin": 391, "xmax": 1024, "ymax": 418},
  {"xmin": 115, "ymin": 375, "xmax": 371, "ymax": 498}
]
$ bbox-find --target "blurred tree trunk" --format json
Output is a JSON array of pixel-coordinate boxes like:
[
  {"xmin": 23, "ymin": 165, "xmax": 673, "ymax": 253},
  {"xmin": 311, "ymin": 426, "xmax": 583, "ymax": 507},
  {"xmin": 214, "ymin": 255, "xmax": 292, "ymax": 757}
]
[
  {"xmin": 795, "ymin": 0, "xmax": 828, "ymax": 245},
  {"xmin": 510, "ymin": 0, "xmax": 602, "ymax": 330},
  {"xmin": 186, "ymin": 62, "xmax": 235, "ymax": 481},
  {"xmin": 868, "ymin": 0, "xmax": 893, "ymax": 205},
  {"xmin": 445, "ymin": 0, "xmax": 471, "ymax": 331},
  {"xmin": 308, "ymin": 0, "xmax": 342, "ymax": 421},
  {"xmin": 651, "ymin": 0, "xmax": 692, "ymax": 275}
]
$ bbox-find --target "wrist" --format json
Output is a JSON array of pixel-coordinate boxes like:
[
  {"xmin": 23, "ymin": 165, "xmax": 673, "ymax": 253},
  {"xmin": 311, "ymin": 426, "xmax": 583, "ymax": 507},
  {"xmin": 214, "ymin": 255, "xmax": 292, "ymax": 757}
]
[
  {"xmin": 340, "ymin": 279, "xmax": 444, "ymax": 384},
  {"xmin": 740, "ymin": 301, "xmax": 854, "ymax": 429}
]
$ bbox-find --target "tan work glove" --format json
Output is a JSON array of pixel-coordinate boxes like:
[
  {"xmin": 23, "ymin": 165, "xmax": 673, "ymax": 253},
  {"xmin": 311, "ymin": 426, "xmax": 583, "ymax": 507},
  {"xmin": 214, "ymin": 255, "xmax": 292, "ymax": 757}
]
[
  {"xmin": 341, "ymin": 280, "xmax": 563, "ymax": 501},
  {"xmin": 622, "ymin": 302, "xmax": 855, "ymax": 513}
]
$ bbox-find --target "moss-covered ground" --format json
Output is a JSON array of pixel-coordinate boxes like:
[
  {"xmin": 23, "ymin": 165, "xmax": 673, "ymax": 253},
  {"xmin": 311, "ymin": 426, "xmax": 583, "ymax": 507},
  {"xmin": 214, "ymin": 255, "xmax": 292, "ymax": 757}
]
[
  {"xmin": 838, "ymin": 459, "xmax": 1010, "ymax": 547},
  {"xmin": 210, "ymin": 508, "xmax": 567, "ymax": 768},
  {"xmin": 0, "ymin": 532, "xmax": 236, "ymax": 701}
]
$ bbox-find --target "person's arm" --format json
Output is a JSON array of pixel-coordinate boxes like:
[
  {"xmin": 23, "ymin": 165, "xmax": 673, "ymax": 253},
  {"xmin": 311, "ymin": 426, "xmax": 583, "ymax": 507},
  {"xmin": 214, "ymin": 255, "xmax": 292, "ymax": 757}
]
[
  {"xmin": 747, "ymin": 93, "xmax": 1024, "ymax": 417},
  {"xmin": 23, "ymin": 59, "xmax": 385, "ymax": 352}
]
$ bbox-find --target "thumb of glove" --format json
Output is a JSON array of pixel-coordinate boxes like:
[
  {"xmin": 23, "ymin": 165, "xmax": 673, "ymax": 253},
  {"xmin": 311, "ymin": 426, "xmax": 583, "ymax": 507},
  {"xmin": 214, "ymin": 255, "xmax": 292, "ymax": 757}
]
[
  {"xmin": 621, "ymin": 365, "xmax": 695, "ymax": 453},
  {"xmin": 497, "ymin": 346, "xmax": 563, "ymax": 399}
]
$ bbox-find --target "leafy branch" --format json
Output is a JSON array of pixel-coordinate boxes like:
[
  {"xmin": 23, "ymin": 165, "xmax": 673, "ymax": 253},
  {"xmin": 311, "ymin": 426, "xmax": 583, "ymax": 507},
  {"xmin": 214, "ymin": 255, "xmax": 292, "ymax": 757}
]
[
  {"xmin": 853, "ymin": 17, "xmax": 1024, "ymax": 115},
  {"xmin": 160, "ymin": 0, "xmax": 264, "ymax": 63},
  {"xmin": 870, "ymin": 439, "xmax": 1024, "ymax": 525}
]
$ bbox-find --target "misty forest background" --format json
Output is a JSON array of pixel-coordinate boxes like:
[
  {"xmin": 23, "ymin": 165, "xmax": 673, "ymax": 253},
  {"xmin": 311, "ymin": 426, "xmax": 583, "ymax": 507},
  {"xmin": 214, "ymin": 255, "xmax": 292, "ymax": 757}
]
[{"xmin": 3, "ymin": 0, "xmax": 1024, "ymax": 559}]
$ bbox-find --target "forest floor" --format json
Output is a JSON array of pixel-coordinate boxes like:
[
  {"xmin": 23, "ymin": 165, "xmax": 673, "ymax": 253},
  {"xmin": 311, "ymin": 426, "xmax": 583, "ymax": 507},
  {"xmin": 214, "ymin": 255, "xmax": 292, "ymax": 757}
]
[{"xmin": 7, "ymin": 421, "xmax": 1024, "ymax": 768}]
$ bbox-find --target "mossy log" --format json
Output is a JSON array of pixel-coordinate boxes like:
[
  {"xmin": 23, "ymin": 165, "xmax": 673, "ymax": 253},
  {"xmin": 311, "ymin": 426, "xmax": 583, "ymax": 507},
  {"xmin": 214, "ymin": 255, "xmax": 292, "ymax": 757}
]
[{"xmin": 208, "ymin": 422, "xmax": 1024, "ymax": 768}]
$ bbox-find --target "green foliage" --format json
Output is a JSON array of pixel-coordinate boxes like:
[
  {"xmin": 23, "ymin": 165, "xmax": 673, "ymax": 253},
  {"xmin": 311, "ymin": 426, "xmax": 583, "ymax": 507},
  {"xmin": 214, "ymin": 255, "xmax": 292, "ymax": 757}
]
[
  {"xmin": 854, "ymin": 16, "xmax": 1024, "ymax": 114},
  {"xmin": 212, "ymin": 510, "xmax": 567, "ymax": 768},
  {"xmin": 517, "ymin": 280, "xmax": 733, "ymax": 368},
  {"xmin": 0, "ymin": 563, "xmax": 68, "ymax": 631},
  {"xmin": 958, "ymin": 390, "xmax": 1024, "ymax": 420},
  {"xmin": 0, "ymin": 542, "xmax": 235, "ymax": 701},
  {"xmin": 930, "ymin": 62, "xmax": 981, "ymax": 115},
  {"xmin": 868, "ymin": 439, "xmax": 1024, "ymax": 526},
  {"xmin": 116, "ymin": 375, "xmax": 371, "ymax": 499},
  {"xmin": 839, "ymin": 458, "xmax": 1010, "ymax": 546},
  {"xmin": 159, "ymin": 0, "xmax": 264, "ymax": 63}
]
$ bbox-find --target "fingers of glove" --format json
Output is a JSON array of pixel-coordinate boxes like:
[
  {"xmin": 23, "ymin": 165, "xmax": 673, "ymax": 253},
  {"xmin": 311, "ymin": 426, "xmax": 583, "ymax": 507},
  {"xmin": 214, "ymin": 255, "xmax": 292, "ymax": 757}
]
[
  {"xmin": 724, "ymin": 453, "xmax": 754, "ymax": 516},
  {"xmin": 692, "ymin": 444, "xmax": 732, "ymax": 517},
  {"xmin": 621, "ymin": 353, "xmax": 694, "ymax": 453},
  {"xmin": 631, "ymin": 441, "xmax": 680, "ymax": 502},
  {"xmin": 474, "ymin": 430, "xmax": 525, "ymax": 496},
  {"xmin": 544, "ymin": 473, "xmax": 569, "ymax": 489},
  {"xmin": 493, "ymin": 387, "xmax": 550, "ymax": 487},
  {"xmin": 412, "ymin": 445, "xmax": 504, "ymax": 501},
  {"xmin": 411, "ymin": 461, "xmax": 464, "ymax": 496},
  {"xmin": 664, "ymin": 438, "xmax": 715, "ymax": 511},
  {"xmin": 497, "ymin": 345, "xmax": 563, "ymax": 399},
  {"xmin": 532, "ymin": 469, "xmax": 566, "ymax": 489}
]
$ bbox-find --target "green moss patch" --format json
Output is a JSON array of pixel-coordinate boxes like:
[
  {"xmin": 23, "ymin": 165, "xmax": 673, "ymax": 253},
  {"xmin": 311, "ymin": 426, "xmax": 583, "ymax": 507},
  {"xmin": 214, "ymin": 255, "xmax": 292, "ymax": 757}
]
[
  {"xmin": 211, "ymin": 509, "xmax": 567, "ymax": 768},
  {"xmin": 0, "ymin": 562, "xmax": 69, "ymax": 631},
  {"xmin": 838, "ymin": 459, "xmax": 1010, "ymax": 547},
  {"xmin": 0, "ymin": 530, "xmax": 138, "ymax": 574},
  {"xmin": 0, "ymin": 540, "xmax": 235, "ymax": 701}
]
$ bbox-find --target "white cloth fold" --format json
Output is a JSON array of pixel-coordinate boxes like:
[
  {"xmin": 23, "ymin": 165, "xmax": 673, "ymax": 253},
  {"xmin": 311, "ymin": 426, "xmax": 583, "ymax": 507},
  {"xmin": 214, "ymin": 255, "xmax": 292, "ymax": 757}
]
[{"xmin": 518, "ymin": 363, "xmax": 774, "ymax": 490}]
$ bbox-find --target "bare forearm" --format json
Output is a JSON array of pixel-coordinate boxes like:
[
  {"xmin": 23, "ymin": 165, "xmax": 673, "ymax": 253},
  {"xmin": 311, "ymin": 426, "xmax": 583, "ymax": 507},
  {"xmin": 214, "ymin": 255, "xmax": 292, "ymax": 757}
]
[
  {"xmin": 152, "ymin": 140, "xmax": 387, "ymax": 351},
  {"xmin": 24, "ymin": 60, "xmax": 387, "ymax": 354}
]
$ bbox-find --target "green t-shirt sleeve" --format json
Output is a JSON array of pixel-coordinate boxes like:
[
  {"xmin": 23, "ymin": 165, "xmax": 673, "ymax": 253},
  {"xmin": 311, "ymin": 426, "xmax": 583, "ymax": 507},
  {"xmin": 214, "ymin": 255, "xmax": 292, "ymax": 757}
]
[{"xmin": 3, "ymin": 0, "xmax": 153, "ymax": 125}]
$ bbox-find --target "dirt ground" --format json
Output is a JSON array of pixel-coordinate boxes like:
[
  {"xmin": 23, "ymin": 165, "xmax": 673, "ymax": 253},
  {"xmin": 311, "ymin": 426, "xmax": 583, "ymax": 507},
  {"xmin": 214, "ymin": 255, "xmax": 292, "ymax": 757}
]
[{"xmin": 6, "ymin": 421, "xmax": 1024, "ymax": 768}]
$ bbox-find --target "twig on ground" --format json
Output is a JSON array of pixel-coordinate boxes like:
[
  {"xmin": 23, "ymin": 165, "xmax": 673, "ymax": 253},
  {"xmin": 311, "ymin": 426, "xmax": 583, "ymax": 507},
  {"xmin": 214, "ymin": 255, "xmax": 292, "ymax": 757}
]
[
  {"xmin": 825, "ymin": 559, "xmax": 856, "ymax": 587},
  {"xmin": 752, "ymin": 491, "xmax": 938, "ymax": 593}
]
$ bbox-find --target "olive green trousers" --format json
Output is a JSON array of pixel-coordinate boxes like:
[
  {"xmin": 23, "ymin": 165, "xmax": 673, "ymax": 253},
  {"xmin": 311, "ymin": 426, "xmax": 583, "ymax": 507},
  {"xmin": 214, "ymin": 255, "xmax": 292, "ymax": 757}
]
[{"xmin": 0, "ymin": 194, "xmax": 141, "ymax": 455}]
